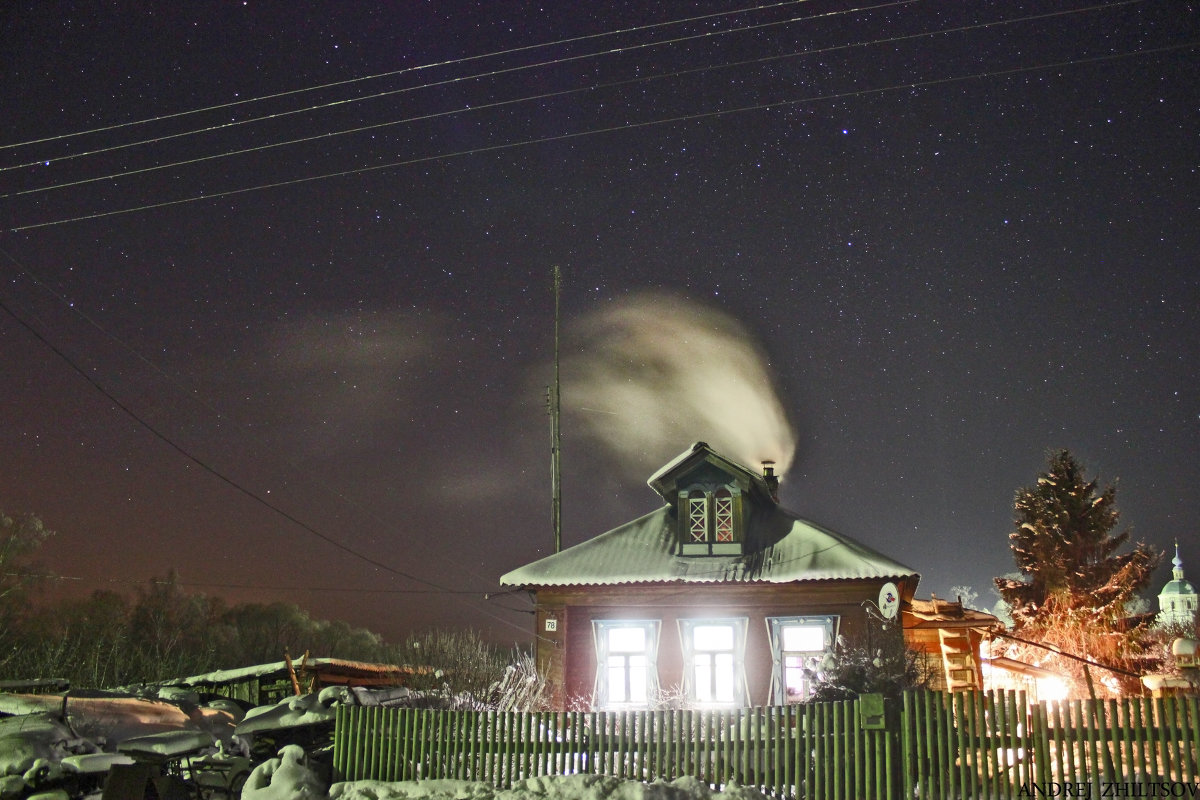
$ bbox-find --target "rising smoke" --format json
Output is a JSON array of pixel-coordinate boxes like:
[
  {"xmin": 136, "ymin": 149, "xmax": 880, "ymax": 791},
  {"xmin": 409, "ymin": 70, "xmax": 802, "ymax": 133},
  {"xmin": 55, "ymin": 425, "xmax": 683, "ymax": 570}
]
[{"xmin": 561, "ymin": 291, "xmax": 796, "ymax": 479}]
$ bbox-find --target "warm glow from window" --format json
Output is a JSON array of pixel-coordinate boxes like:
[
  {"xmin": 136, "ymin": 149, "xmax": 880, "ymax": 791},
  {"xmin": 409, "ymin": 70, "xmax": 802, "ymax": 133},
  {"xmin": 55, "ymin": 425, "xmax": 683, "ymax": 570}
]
[
  {"xmin": 783, "ymin": 655, "xmax": 810, "ymax": 701},
  {"xmin": 694, "ymin": 625, "xmax": 734, "ymax": 650},
  {"xmin": 777, "ymin": 622, "xmax": 830, "ymax": 703},
  {"xmin": 688, "ymin": 622, "xmax": 739, "ymax": 705},
  {"xmin": 782, "ymin": 625, "xmax": 825, "ymax": 652},
  {"xmin": 1037, "ymin": 676, "xmax": 1068, "ymax": 702},
  {"xmin": 714, "ymin": 489, "xmax": 734, "ymax": 542},
  {"xmin": 608, "ymin": 627, "xmax": 646, "ymax": 652},
  {"xmin": 607, "ymin": 653, "xmax": 649, "ymax": 704},
  {"xmin": 695, "ymin": 653, "xmax": 735, "ymax": 703},
  {"xmin": 601, "ymin": 625, "xmax": 654, "ymax": 706}
]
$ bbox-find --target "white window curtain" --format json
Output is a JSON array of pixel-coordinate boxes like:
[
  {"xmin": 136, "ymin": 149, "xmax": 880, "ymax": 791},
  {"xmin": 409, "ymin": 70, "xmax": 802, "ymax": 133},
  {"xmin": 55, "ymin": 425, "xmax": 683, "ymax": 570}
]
[
  {"xmin": 765, "ymin": 615, "xmax": 838, "ymax": 705},
  {"xmin": 678, "ymin": 617, "xmax": 748, "ymax": 708},
  {"xmin": 592, "ymin": 620, "xmax": 660, "ymax": 710}
]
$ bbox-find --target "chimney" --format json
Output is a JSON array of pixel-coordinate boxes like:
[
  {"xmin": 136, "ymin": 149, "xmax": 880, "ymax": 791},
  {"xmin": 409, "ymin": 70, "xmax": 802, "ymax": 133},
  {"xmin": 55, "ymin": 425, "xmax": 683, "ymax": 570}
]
[{"xmin": 761, "ymin": 461, "xmax": 779, "ymax": 502}]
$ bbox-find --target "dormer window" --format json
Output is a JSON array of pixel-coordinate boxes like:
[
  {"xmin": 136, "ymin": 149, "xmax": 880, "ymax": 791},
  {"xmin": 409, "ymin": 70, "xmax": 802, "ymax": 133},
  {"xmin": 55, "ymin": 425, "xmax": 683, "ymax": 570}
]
[
  {"xmin": 714, "ymin": 488, "xmax": 734, "ymax": 542},
  {"xmin": 688, "ymin": 491, "xmax": 708, "ymax": 543},
  {"xmin": 679, "ymin": 485, "xmax": 742, "ymax": 555}
]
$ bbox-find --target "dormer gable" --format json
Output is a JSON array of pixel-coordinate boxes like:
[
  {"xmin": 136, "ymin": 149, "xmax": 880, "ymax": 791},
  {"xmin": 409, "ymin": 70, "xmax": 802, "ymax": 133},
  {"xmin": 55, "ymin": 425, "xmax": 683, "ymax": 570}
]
[{"xmin": 647, "ymin": 442, "xmax": 780, "ymax": 557}]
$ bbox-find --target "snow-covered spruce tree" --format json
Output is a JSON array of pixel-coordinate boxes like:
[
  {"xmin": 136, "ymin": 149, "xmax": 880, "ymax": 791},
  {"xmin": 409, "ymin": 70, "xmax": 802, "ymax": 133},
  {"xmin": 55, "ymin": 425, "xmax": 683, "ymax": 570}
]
[{"xmin": 993, "ymin": 450, "xmax": 1159, "ymax": 697}]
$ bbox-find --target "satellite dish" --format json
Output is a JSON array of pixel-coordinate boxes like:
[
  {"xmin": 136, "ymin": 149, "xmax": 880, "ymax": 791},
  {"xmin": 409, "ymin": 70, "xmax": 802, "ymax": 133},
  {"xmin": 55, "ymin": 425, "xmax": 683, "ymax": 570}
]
[{"xmin": 878, "ymin": 582, "xmax": 899, "ymax": 620}]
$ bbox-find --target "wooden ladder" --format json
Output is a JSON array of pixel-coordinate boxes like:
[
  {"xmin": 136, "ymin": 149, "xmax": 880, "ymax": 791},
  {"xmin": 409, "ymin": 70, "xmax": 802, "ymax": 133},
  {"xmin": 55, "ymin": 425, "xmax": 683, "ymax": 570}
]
[{"xmin": 939, "ymin": 628, "xmax": 978, "ymax": 691}]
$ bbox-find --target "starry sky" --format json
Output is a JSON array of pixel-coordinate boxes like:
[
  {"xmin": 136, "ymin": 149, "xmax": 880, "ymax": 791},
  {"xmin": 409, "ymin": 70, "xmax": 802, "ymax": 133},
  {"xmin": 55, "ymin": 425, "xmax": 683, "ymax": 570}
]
[{"xmin": 1, "ymin": 1, "xmax": 1197, "ymax": 645}]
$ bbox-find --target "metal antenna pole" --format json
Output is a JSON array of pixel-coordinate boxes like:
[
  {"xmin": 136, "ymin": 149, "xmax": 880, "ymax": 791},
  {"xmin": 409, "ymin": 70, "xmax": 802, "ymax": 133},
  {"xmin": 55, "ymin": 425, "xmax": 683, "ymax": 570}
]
[{"xmin": 550, "ymin": 265, "xmax": 562, "ymax": 553}]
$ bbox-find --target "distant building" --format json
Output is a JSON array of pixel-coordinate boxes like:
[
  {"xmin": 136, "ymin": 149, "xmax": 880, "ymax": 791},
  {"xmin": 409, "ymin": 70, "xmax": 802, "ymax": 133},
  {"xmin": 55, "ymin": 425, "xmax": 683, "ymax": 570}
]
[{"xmin": 1157, "ymin": 543, "xmax": 1197, "ymax": 629}]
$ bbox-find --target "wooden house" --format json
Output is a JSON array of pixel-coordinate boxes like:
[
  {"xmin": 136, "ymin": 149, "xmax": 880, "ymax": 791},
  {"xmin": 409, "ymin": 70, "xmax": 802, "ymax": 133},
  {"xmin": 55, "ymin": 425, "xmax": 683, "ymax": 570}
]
[{"xmin": 500, "ymin": 442, "xmax": 921, "ymax": 710}]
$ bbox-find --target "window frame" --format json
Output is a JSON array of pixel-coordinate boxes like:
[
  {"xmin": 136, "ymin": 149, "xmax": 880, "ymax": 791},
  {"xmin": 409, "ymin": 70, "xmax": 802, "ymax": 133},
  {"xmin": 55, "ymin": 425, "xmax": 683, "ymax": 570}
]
[
  {"xmin": 592, "ymin": 619, "xmax": 660, "ymax": 710},
  {"xmin": 678, "ymin": 617, "xmax": 749, "ymax": 708},
  {"xmin": 765, "ymin": 615, "xmax": 838, "ymax": 705},
  {"xmin": 678, "ymin": 485, "xmax": 742, "ymax": 556}
]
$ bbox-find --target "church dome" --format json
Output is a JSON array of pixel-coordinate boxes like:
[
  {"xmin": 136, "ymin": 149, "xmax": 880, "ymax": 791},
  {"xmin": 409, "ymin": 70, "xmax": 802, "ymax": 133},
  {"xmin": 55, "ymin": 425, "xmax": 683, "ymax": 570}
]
[
  {"xmin": 1161, "ymin": 578, "xmax": 1197, "ymax": 597},
  {"xmin": 1157, "ymin": 543, "xmax": 1198, "ymax": 629}
]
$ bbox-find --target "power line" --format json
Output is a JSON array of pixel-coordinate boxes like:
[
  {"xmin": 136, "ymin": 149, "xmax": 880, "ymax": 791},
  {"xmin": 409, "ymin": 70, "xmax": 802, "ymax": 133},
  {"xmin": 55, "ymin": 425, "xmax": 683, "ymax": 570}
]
[
  {"xmin": 10, "ymin": 38, "xmax": 1193, "ymax": 234},
  {"xmin": 0, "ymin": 248, "xmax": 505, "ymax": 595},
  {"xmin": 0, "ymin": 0, "xmax": 910, "ymax": 175},
  {"xmin": 0, "ymin": 252, "xmax": 537, "ymax": 638},
  {"xmin": 5, "ymin": 571, "xmax": 524, "ymax": 597},
  {"xmin": 5, "ymin": 0, "xmax": 1125, "ymax": 201},
  {"xmin": 0, "ymin": 0, "xmax": 816, "ymax": 157},
  {"xmin": 0, "ymin": 293, "xmax": 451, "ymax": 592}
]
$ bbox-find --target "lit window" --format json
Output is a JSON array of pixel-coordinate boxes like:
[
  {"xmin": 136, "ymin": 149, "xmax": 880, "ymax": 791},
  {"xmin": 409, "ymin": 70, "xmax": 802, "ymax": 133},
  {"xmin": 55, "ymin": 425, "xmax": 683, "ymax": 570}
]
[
  {"xmin": 679, "ymin": 486, "xmax": 741, "ymax": 555},
  {"xmin": 767, "ymin": 616, "xmax": 837, "ymax": 704},
  {"xmin": 680, "ymin": 618, "xmax": 747, "ymax": 707},
  {"xmin": 688, "ymin": 492, "xmax": 708, "ymax": 543},
  {"xmin": 714, "ymin": 489, "xmax": 734, "ymax": 542},
  {"xmin": 593, "ymin": 621, "xmax": 659, "ymax": 709}
]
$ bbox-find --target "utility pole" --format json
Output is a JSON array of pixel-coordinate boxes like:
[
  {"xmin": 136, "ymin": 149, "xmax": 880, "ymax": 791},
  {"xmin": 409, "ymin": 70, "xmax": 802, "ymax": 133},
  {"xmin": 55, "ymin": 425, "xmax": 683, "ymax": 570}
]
[{"xmin": 549, "ymin": 265, "xmax": 562, "ymax": 553}]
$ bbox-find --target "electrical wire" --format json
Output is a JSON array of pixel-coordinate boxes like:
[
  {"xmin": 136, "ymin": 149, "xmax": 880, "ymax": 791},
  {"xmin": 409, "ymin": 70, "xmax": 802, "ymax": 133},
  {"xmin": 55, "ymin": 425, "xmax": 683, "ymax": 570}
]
[
  {"xmin": 0, "ymin": 294, "xmax": 451, "ymax": 594},
  {"xmin": 0, "ymin": 247, "xmax": 523, "ymax": 600},
  {"xmin": 0, "ymin": 258, "xmax": 538, "ymax": 637},
  {"xmin": 0, "ymin": 0, "xmax": 818, "ymax": 157},
  {"xmin": 4, "ymin": 0, "xmax": 1133, "ymax": 201},
  {"xmin": 1, "ymin": 1, "xmax": 908, "ymax": 173},
  {"xmin": 4, "ymin": 571, "xmax": 530, "ymax": 597},
  {"xmin": 9, "ymin": 38, "xmax": 1194, "ymax": 234}
]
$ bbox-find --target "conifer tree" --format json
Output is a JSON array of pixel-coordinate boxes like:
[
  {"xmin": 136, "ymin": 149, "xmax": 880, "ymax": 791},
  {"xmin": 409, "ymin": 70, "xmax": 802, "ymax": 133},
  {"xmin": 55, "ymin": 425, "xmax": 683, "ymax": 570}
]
[{"xmin": 994, "ymin": 450, "xmax": 1159, "ymax": 696}]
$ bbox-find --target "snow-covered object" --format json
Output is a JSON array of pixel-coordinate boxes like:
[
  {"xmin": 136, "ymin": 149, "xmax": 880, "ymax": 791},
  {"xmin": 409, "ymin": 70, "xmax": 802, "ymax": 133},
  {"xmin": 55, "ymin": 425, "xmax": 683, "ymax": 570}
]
[
  {"xmin": 21, "ymin": 759, "xmax": 64, "ymax": 786},
  {"xmin": 242, "ymin": 744, "xmax": 328, "ymax": 800},
  {"xmin": 0, "ymin": 713, "xmax": 95, "ymax": 777},
  {"xmin": 117, "ymin": 729, "xmax": 216, "ymax": 759},
  {"xmin": 204, "ymin": 697, "xmax": 249, "ymax": 723},
  {"xmin": 59, "ymin": 752, "xmax": 134, "ymax": 775},
  {"xmin": 0, "ymin": 694, "xmax": 65, "ymax": 717},
  {"xmin": 330, "ymin": 773, "xmax": 775, "ymax": 800},
  {"xmin": 237, "ymin": 743, "xmax": 775, "ymax": 800},
  {"xmin": 236, "ymin": 692, "xmax": 341, "ymax": 735},
  {"xmin": 346, "ymin": 686, "xmax": 414, "ymax": 706},
  {"xmin": 0, "ymin": 775, "xmax": 25, "ymax": 797},
  {"xmin": 0, "ymin": 693, "xmax": 197, "ymax": 747}
]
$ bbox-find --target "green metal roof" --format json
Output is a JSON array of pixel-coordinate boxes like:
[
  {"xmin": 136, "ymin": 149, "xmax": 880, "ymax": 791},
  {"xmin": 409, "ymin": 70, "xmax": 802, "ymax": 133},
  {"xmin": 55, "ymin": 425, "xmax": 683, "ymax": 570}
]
[
  {"xmin": 500, "ymin": 503, "xmax": 919, "ymax": 588},
  {"xmin": 1160, "ymin": 579, "xmax": 1197, "ymax": 597}
]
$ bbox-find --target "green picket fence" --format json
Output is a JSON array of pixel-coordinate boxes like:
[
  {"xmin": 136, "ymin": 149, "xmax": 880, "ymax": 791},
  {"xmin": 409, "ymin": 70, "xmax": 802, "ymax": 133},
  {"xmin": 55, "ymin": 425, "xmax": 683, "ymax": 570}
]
[{"xmin": 333, "ymin": 691, "xmax": 1200, "ymax": 799}]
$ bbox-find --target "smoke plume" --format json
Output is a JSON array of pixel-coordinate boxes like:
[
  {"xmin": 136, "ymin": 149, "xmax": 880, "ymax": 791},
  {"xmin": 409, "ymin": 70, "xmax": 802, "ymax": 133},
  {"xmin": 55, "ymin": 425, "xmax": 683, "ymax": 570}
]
[{"xmin": 561, "ymin": 291, "xmax": 796, "ymax": 478}]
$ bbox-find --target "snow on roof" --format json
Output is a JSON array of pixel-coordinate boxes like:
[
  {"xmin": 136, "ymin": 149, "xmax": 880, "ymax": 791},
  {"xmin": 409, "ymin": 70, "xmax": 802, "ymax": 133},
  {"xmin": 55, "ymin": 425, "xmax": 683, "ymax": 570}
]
[
  {"xmin": 500, "ymin": 504, "xmax": 917, "ymax": 588},
  {"xmin": 160, "ymin": 658, "xmax": 407, "ymax": 688},
  {"xmin": 904, "ymin": 597, "xmax": 1002, "ymax": 629},
  {"xmin": 117, "ymin": 729, "xmax": 216, "ymax": 759},
  {"xmin": 645, "ymin": 441, "xmax": 776, "ymax": 504}
]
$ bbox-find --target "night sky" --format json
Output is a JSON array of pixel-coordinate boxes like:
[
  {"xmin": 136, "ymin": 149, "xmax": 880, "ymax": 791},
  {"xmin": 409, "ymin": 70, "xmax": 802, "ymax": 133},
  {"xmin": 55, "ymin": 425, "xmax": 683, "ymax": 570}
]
[{"xmin": 2, "ymin": 1, "xmax": 1197, "ymax": 645}]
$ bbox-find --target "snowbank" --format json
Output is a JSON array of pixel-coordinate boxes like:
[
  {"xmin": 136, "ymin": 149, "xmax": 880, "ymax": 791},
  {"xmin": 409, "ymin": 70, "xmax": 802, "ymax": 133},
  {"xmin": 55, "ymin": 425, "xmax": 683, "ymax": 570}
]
[
  {"xmin": 0, "ymin": 713, "xmax": 96, "ymax": 776},
  {"xmin": 333, "ymin": 775, "xmax": 773, "ymax": 800},
  {"xmin": 242, "ymin": 744, "xmax": 329, "ymax": 800},
  {"xmin": 235, "ymin": 687, "xmax": 344, "ymax": 735},
  {"xmin": 241, "ymin": 748, "xmax": 772, "ymax": 800}
]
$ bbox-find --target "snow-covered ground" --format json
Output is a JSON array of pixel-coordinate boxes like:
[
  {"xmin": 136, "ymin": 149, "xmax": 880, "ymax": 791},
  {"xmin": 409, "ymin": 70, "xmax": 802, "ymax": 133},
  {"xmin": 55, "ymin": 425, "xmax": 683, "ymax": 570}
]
[
  {"xmin": 1, "ymin": 687, "xmax": 772, "ymax": 800},
  {"xmin": 244, "ymin": 746, "xmax": 772, "ymax": 800}
]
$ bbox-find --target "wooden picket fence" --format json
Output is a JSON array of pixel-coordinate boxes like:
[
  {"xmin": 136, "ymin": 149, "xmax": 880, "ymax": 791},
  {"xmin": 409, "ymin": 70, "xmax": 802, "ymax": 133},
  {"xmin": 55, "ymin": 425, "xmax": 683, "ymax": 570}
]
[{"xmin": 332, "ymin": 690, "xmax": 1200, "ymax": 799}]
